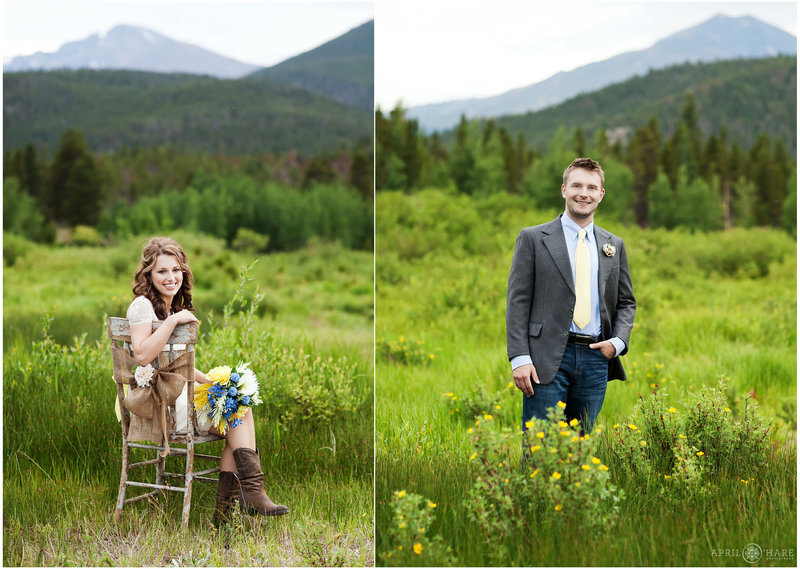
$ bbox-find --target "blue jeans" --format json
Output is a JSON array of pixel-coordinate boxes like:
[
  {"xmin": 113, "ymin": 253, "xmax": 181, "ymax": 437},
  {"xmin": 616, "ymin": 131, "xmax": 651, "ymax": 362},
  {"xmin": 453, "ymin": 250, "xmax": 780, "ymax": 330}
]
[{"xmin": 522, "ymin": 343, "xmax": 609, "ymax": 435}]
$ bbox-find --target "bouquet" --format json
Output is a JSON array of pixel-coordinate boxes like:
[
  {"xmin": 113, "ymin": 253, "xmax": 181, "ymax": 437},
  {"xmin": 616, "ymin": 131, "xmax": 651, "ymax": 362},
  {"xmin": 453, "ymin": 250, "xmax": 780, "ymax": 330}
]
[{"xmin": 193, "ymin": 362, "xmax": 262, "ymax": 434}]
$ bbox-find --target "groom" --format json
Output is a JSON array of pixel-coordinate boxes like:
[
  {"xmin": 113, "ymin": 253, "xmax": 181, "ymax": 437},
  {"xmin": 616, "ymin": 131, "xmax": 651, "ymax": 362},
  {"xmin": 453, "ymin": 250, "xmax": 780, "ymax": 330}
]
[{"xmin": 506, "ymin": 157, "xmax": 636, "ymax": 432}]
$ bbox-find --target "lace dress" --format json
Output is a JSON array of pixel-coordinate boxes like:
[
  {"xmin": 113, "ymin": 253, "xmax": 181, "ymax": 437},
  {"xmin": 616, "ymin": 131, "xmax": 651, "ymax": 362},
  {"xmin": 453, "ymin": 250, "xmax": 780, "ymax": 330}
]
[{"xmin": 126, "ymin": 296, "xmax": 212, "ymax": 435}]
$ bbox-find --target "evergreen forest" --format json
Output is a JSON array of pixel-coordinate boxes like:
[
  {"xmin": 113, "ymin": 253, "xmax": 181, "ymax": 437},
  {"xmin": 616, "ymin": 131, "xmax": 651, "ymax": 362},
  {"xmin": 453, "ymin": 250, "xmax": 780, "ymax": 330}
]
[{"xmin": 377, "ymin": 56, "xmax": 796, "ymax": 235}]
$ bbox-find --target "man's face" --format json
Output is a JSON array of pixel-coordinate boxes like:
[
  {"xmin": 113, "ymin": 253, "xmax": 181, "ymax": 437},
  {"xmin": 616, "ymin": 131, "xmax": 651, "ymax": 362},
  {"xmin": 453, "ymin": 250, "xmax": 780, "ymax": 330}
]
[{"xmin": 562, "ymin": 168, "xmax": 605, "ymax": 223}]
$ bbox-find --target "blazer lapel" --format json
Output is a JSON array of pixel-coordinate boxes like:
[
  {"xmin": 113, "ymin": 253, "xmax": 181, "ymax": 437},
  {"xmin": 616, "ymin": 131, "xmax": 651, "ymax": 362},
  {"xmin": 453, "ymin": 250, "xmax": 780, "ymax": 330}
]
[
  {"xmin": 594, "ymin": 226, "xmax": 612, "ymax": 298},
  {"xmin": 542, "ymin": 217, "xmax": 574, "ymax": 294}
]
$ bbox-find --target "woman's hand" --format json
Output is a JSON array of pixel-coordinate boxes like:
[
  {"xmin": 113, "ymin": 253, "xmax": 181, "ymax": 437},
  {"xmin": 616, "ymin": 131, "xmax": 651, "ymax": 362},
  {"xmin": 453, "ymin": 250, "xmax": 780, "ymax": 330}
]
[
  {"xmin": 194, "ymin": 369, "xmax": 211, "ymax": 384},
  {"xmin": 169, "ymin": 310, "xmax": 200, "ymax": 326}
]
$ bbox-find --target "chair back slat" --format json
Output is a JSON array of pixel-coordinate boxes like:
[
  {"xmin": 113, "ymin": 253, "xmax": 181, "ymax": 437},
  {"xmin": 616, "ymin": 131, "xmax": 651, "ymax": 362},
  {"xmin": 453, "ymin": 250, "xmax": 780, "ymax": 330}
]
[{"xmin": 108, "ymin": 317, "xmax": 198, "ymax": 345}]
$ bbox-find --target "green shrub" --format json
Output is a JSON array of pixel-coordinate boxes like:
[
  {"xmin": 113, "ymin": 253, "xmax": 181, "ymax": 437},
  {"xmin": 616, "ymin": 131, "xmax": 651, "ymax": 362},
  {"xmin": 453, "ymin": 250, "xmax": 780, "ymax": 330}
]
[
  {"xmin": 604, "ymin": 381, "xmax": 771, "ymax": 501},
  {"xmin": 443, "ymin": 382, "xmax": 513, "ymax": 422},
  {"xmin": 466, "ymin": 404, "xmax": 624, "ymax": 558},
  {"xmin": 3, "ymin": 232, "xmax": 32, "ymax": 267},
  {"xmin": 3, "ymin": 177, "xmax": 47, "ymax": 241},
  {"xmin": 231, "ymin": 227, "xmax": 270, "ymax": 253},
  {"xmin": 381, "ymin": 490, "xmax": 455, "ymax": 566},
  {"xmin": 70, "ymin": 225, "xmax": 102, "ymax": 246},
  {"xmin": 377, "ymin": 336, "xmax": 435, "ymax": 365}
]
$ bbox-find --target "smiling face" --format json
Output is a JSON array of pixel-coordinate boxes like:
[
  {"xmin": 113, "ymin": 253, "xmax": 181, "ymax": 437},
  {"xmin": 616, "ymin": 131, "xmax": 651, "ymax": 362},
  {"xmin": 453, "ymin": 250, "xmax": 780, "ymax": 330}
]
[
  {"xmin": 150, "ymin": 254, "xmax": 183, "ymax": 306},
  {"xmin": 562, "ymin": 168, "xmax": 605, "ymax": 226}
]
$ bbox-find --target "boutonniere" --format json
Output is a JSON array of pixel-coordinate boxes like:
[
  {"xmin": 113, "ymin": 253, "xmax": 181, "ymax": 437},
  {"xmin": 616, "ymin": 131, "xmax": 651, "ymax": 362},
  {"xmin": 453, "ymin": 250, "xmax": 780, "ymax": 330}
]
[{"xmin": 602, "ymin": 243, "xmax": 616, "ymax": 257}]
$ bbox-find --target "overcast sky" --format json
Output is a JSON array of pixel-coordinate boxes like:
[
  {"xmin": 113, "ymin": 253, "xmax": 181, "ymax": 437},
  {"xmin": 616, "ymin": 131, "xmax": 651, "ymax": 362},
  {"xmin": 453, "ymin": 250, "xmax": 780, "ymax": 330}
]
[
  {"xmin": 376, "ymin": 0, "xmax": 797, "ymax": 109},
  {"xmin": 2, "ymin": 0, "xmax": 374, "ymax": 67}
]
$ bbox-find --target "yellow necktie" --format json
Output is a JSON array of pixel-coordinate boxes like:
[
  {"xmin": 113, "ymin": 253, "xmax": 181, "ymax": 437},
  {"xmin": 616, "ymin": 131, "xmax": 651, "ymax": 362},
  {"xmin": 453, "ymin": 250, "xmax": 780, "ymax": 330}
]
[{"xmin": 573, "ymin": 229, "xmax": 590, "ymax": 330}]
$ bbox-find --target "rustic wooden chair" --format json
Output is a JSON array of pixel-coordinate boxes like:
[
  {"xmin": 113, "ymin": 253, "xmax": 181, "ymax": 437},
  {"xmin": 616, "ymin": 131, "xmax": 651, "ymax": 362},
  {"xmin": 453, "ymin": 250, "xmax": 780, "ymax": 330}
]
[{"xmin": 108, "ymin": 317, "xmax": 223, "ymax": 528}]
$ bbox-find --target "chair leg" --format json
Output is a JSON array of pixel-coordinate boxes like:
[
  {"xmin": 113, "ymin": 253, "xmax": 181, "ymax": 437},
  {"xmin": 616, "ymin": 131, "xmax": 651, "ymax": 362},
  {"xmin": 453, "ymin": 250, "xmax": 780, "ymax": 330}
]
[
  {"xmin": 155, "ymin": 449, "xmax": 165, "ymax": 487},
  {"xmin": 181, "ymin": 443, "xmax": 195, "ymax": 528},
  {"xmin": 114, "ymin": 440, "xmax": 130, "ymax": 524}
]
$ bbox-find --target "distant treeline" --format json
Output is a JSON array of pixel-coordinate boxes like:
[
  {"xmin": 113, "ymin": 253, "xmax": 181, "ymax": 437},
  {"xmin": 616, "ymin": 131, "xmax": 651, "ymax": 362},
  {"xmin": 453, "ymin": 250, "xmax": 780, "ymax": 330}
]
[
  {"xmin": 4, "ymin": 128, "xmax": 373, "ymax": 251},
  {"xmin": 377, "ymin": 91, "xmax": 796, "ymax": 234}
]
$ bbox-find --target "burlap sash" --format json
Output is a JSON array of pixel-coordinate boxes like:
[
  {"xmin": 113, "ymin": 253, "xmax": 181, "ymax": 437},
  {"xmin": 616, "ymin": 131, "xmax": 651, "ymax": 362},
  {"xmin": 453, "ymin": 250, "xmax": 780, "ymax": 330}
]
[{"xmin": 113, "ymin": 346, "xmax": 191, "ymax": 457}]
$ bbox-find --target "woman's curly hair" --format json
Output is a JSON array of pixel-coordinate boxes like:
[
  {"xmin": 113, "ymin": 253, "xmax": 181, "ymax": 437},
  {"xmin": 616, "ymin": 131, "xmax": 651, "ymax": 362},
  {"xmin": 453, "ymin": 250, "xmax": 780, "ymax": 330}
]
[{"xmin": 132, "ymin": 237, "xmax": 194, "ymax": 320}]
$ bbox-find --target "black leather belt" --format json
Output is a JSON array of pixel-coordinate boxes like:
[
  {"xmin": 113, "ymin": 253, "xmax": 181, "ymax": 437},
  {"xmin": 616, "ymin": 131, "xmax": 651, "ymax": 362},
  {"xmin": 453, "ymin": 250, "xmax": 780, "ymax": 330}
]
[{"xmin": 568, "ymin": 332, "xmax": 598, "ymax": 345}]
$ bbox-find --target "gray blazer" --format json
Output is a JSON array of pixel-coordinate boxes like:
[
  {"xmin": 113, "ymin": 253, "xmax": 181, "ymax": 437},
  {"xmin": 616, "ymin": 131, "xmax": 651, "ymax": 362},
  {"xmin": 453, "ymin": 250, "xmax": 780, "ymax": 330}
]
[{"xmin": 506, "ymin": 216, "xmax": 636, "ymax": 385}]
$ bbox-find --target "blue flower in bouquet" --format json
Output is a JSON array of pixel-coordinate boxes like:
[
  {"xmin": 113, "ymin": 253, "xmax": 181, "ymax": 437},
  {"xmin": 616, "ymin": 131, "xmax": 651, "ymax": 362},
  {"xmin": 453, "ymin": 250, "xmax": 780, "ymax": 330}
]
[{"xmin": 194, "ymin": 361, "xmax": 262, "ymax": 435}]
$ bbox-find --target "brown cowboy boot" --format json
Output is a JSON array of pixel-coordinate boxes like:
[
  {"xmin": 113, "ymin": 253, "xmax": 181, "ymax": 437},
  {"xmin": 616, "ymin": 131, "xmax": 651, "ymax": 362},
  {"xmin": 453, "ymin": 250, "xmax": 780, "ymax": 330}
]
[
  {"xmin": 232, "ymin": 447, "xmax": 289, "ymax": 516},
  {"xmin": 213, "ymin": 471, "xmax": 239, "ymax": 526}
]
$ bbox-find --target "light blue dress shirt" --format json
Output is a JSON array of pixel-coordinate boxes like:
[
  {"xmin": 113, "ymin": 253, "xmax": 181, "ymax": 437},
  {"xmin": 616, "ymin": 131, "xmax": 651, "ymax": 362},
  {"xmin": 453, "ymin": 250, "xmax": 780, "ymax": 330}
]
[{"xmin": 510, "ymin": 213, "xmax": 626, "ymax": 371}]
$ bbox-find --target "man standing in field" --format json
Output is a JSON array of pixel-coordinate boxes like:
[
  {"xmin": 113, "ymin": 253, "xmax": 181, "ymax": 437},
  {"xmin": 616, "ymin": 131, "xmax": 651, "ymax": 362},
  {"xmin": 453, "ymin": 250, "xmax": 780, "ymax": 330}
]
[{"xmin": 506, "ymin": 157, "xmax": 636, "ymax": 432}]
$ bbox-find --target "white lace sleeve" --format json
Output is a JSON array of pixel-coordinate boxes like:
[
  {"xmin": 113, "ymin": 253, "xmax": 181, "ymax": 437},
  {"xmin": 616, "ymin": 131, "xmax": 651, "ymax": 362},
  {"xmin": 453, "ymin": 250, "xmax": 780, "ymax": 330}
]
[{"xmin": 127, "ymin": 296, "xmax": 157, "ymax": 324}]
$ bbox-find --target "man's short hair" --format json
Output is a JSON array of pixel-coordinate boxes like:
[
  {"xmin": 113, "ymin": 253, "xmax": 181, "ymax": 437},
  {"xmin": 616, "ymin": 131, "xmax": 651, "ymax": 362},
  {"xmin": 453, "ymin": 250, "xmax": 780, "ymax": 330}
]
[{"xmin": 563, "ymin": 157, "xmax": 605, "ymax": 188}]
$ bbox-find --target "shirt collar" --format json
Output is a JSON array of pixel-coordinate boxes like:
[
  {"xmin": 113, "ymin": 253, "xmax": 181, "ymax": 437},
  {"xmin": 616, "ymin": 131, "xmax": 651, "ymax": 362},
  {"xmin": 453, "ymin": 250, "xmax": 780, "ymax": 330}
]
[{"xmin": 560, "ymin": 213, "xmax": 594, "ymax": 241}]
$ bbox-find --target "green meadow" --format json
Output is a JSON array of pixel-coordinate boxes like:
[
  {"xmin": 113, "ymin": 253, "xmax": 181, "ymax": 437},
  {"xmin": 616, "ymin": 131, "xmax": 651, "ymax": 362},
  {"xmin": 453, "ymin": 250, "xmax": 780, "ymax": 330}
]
[
  {"xmin": 375, "ymin": 190, "xmax": 796, "ymax": 566},
  {"xmin": 3, "ymin": 231, "xmax": 374, "ymax": 566}
]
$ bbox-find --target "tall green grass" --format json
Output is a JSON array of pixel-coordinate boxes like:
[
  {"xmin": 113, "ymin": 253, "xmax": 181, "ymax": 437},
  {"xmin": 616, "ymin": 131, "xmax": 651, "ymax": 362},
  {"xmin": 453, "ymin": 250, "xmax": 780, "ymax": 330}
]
[
  {"xmin": 3, "ymin": 233, "xmax": 374, "ymax": 566},
  {"xmin": 376, "ymin": 190, "xmax": 796, "ymax": 566}
]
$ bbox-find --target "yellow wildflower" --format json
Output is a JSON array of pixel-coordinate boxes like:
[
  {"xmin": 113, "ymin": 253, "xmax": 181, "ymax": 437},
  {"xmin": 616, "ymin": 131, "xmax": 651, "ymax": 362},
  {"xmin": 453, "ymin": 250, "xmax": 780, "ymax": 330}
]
[
  {"xmin": 552, "ymin": 472, "xmax": 561, "ymax": 480},
  {"xmin": 679, "ymin": 434, "xmax": 686, "ymax": 439},
  {"xmin": 584, "ymin": 435, "xmax": 590, "ymax": 441},
  {"xmin": 613, "ymin": 423, "xmax": 619, "ymax": 429},
  {"xmin": 592, "ymin": 457, "xmax": 601, "ymax": 464},
  {"xmin": 429, "ymin": 353, "xmax": 435, "ymax": 360},
  {"xmin": 531, "ymin": 445, "xmax": 541, "ymax": 452},
  {"xmin": 504, "ymin": 478, "xmax": 509, "ymax": 483},
  {"xmin": 530, "ymin": 469, "xmax": 539, "ymax": 477},
  {"xmin": 582, "ymin": 465, "xmax": 591, "ymax": 470},
  {"xmin": 413, "ymin": 543, "xmax": 422, "ymax": 555},
  {"xmin": 398, "ymin": 336, "xmax": 404, "ymax": 343},
  {"xmin": 599, "ymin": 464, "xmax": 609, "ymax": 471},
  {"xmin": 469, "ymin": 452, "xmax": 477, "ymax": 461},
  {"xmin": 595, "ymin": 428, "xmax": 602, "ymax": 434},
  {"xmin": 398, "ymin": 546, "xmax": 403, "ymax": 551},
  {"xmin": 467, "ymin": 428, "xmax": 473, "ymax": 434},
  {"xmin": 555, "ymin": 504, "xmax": 562, "ymax": 511},
  {"xmin": 399, "ymin": 522, "xmax": 406, "ymax": 528},
  {"xmin": 536, "ymin": 432, "xmax": 545, "ymax": 439},
  {"xmin": 559, "ymin": 420, "xmax": 569, "ymax": 428},
  {"xmin": 569, "ymin": 418, "xmax": 579, "ymax": 427},
  {"xmin": 447, "ymin": 392, "xmax": 453, "ymax": 397},
  {"xmin": 628, "ymin": 424, "xmax": 638, "ymax": 430},
  {"xmin": 575, "ymin": 482, "xmax": 581, "ymax": 488},
  {"xmin": 495, "ymin": 405, "xmax": 501, "ymax": 410},
  {"xmin": 525, "ymin": 420, "xmax": 535, "ymax": 429},
  {"xmin": 724, "ymin": 407, "xmax": 730, "ymax": 412},
  {"xmin": 483, "ymin": 414, "xmax": 493, "ymax": 421},
  {"xmin": 640, "ymin": 440, "xmax": 647, "ymax": 446},
  {"xmin": 664, "ymin": 474, "xmax": 671, "ymax": 479},
  {"xmin": 557, "ymin": 401, "xmax": 567, "ymax": 409},
  {"xmin": 397, "ymin": 490, "xmax": 406, "ymax": 498},
  {"xmin": 697, "ymin": 451, "xmax": 704, "ymax": 457},
  {"xmin": 560, "ymin": 430, "xmax": 571, "ymax": 437},
  {"xmin": 427, "ymin": 501, "xmax": 437, "ymax": 508},
  {"xmin": 499, "ymin": 462, "xmax": 503, "ymax": 467},
  {"xmin": 668, "ymin": 408, "xmax": 676, "ymax": 413},
  {"xmin": 571, "ymin": 436, "xmax": 580, "ymax": 442}
]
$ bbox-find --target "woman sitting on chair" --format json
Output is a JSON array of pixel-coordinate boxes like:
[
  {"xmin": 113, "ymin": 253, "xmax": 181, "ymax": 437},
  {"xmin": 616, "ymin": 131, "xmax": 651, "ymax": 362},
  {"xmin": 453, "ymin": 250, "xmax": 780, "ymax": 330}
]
[{"xmin": 126, "ymin": 236, "xmax": 289, "ymax": 525}]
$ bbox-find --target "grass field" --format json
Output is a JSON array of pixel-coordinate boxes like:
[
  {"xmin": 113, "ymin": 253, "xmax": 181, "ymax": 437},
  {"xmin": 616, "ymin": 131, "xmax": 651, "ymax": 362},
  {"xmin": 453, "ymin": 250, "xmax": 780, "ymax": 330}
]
[
  {"xmin": 375, "ymin": 190, "xmax": 796, "ymax": 566},
  {"xmin": 3, "ymin": 231, "xmax": 374, "ymax": 566}
]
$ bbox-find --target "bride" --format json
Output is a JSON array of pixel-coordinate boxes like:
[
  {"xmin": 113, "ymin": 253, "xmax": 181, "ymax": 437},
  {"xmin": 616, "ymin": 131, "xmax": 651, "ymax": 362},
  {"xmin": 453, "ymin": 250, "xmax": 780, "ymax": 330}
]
[{"xmin": 126, "ymin": 237, "xmax": 288, "ymax": 524}]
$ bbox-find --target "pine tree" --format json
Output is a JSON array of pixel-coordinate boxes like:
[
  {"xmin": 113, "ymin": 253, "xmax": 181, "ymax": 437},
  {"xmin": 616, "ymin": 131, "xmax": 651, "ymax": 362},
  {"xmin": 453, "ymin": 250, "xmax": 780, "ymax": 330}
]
[
  {"xmin": 49, "ymin": 129, "xmax": 101, "ymax": 224},
  {"xmin": 626, "ymin": 118, "xmax": 661, "ymax": 228},
  {"xmin": 63, "ymin": 154, "xmax": 103, "ymax": 226}
]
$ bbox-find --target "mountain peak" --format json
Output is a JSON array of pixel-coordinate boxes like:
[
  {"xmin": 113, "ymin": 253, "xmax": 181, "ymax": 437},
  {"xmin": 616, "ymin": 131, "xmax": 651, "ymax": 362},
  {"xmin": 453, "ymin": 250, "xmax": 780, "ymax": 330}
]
[
  {"xmin": 408, "ymin": 14, "xmax": 796, "ymax": 131},
  {"xmin": 4, "ymin": 23, "xmax": 258, "ymax": 78}
]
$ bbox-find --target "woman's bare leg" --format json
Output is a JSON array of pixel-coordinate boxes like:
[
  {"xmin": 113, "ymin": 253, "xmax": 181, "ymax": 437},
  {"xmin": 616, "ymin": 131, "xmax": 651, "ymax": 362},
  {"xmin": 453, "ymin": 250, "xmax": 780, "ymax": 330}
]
[{"xmin": 214, "ymin": 408, "xmax": 257, "ymax": 472}]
